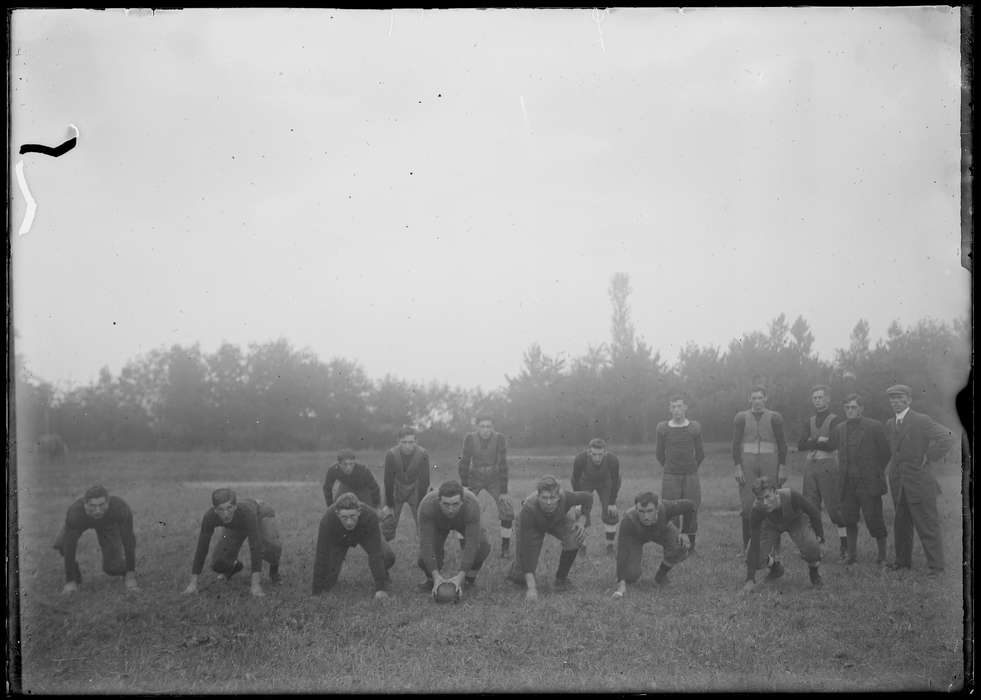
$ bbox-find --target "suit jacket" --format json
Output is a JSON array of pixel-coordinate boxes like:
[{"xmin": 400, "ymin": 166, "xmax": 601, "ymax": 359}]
[
  {"xmin": 835, "ymin": 417, "xmax": 891, "ymax": 496},
  {"xmin": 885, "ymin": 410, "xmax": 954, "ymax": 504}
]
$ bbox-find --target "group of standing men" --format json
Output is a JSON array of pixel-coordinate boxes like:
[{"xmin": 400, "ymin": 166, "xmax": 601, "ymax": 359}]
[{"xmin": 51, "ymin": 383, "xmax": 956, "ymax": 601}]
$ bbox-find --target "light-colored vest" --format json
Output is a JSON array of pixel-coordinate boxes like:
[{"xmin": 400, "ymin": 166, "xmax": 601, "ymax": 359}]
[
  {"xmin": 807, "ymin": 413, "xmax": 838, "ymax": 460},
  {"xmin": 741, "ymin": 410, "xmax": 776, "ymax": 454},
  {"xmin": 469, "ymin": 432, "xmax": 502, "ymax": 475}
]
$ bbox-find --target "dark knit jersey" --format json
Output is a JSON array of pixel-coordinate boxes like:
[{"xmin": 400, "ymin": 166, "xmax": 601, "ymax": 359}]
[
  {"xmin": 515, "ymin": 491, "xmax": 593, "ymax": 573},
  {"xmin": 458, "ymin": 432, "xmax": 508, "ymax": 492},
  {"xmin": 655, "ymin": 421, "xmax": 705, "ymax": 474},
  {"xmin": 312, "ymin": 504, "xmax": 390, "ymax": 593},
  {"xmin": 616, "ymin": 500, "xmax": 695, "ymax": 580},
  {"xmin": 61, "ymin": 496, "xmax": 136, "ymax": 582},
  {"xmin": 571, "ymin": 452, "xmax": 621, "ymax": 499},
  {"xmin": 323, "ymin": 462, "xmax": 381, "ymax": 508},
  {"xmin": 797, "ymin": 409, "xmax": 844, "ymax": 453},
  {"xmin": 192, "ymin": 499, "xmax": 267, "ymax": 575},
  {"xmin": 383, "ymin": 447, "xmax": 431, "ymax": 507},
  {"xmin": 417, "ymin": 489, "xmax": 484, "ymax": 573},
  {"xmin": 746, "ymin": 489, "xmax": 824, "ymax": 577},
  {"xmin": 732, "ymin": 410, "xmax": 788, "ymax": 465}
]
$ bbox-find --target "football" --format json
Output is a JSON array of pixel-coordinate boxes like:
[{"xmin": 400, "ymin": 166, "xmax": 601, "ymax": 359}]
[{"xmin": 433, "ymin": 581, "xmax": 460, "ymax": 604}]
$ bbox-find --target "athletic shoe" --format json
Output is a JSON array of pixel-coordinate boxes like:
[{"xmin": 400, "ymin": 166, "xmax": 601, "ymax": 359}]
[
  {"xmin": 809, "ymin": 568, "xmax": 823, "ymax": 587},
  {"xmin": 886, "ymin": 562, "xmax": 911, "ymax": 571},
  {"xmin": 606, "ymin": 543, "xmax": 615, "ymax": 556},
  {"xmin": 926, "ymin": 568, "xmax": 944, "ymax": 578},
  {"xmin": 268, "ymin": 566, "xmax": 281, "ymax": 584},
  {"xmin": 765, "ymin": 562, "xmax": 785, "ymax": 581}
]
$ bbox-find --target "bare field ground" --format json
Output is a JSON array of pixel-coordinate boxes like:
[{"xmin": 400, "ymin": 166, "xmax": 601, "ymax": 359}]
[{"xmin": 11, "ymin": 443, "xmax": 968, "ymax": 693}]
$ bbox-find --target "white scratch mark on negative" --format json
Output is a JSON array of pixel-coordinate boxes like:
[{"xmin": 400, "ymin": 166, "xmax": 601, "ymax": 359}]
[
  {"xmin": 69, "ymin": 123, "xmax": 80, "ymax": 140},
  {"xmin": 15, "ymin": 160, "xmax": 37, "ymax": 236},
  {"xmin": 389, "ymin": 11, "xmax": 394, "ymax": 37},
  {"xmin": 592, "ymin": 8, "xmax": 609, "ymax": 53},
  {"xmin": 520, "ymin": 96, "xmax": 531, "ymax": 131}
]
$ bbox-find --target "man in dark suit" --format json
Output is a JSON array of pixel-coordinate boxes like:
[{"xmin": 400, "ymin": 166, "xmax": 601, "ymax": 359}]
[
  {"xmin": 835, "ymin": 394, "xmax": 891, "ymax": 565},
  {"xmin": 883, "ymin": 384, "xmax": 955, "ymax": 575}
]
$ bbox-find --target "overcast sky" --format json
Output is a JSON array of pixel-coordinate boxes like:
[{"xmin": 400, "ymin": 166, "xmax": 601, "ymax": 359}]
[{"xmin": 11, "ymin": 8, "xmax": 968, "ymax": 392}]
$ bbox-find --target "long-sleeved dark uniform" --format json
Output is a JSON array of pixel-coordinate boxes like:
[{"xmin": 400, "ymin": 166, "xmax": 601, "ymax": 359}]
[
  {"xmin": 656, "ymin": 421, "xmax": 705, "ymax": 535},
  {"xmin": 191, "ymin": 499, "xmax": 281, "ymax": 576},
  {"xmin": 458, "ymin": 432, "xmax": 515, "ymax": 532},
  {"xmin": 382, "ymin": 446, "xmax": 431, "ymax": 540},
  {"xmin": 507, "ymin": 490, "xmax": 593, "ymax": 581},
  {"xmin": 323, "ymin": 462, "xmax": 381, "ymax": 509},
  {"xmin": 745, "ymin": 489, "xmax": 824, "ymax": 582},
  {"xmin": 53, "ymin": 496, "xmax": 136, "ymax": 583},
  {"xmin": 615, "ymin": 500, "xmax": 693, "ymax": 583},
  {"xmin": 799, "ymin": 409, "xmax": 846, "ymax": 530},
  {"xmin": 836, "ymin": 416, "xmax": 891, "ymax": 539},
  {"xmin": 312, "ymin": 503, "xmax": 395, "ymax": 594},
  {"xmin": 571, "ymin": 451, "xmax": 621, "ymax": 531},
  {"xmin": 416, "ymin": 489, "xmax": 490, "ymax": 577}
]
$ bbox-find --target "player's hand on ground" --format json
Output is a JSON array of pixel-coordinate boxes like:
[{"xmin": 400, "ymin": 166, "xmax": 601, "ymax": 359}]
[
  {"xmin": 525, "ymin": 588, "xmax": 538, "ymax": 602},
  {"xmin": 183, "ymin": 581, "xmax": 198, "ymax": 595},
  {"xmin": 739, "ymin": 580, "xmax": 756, "ymax": 595},
  {"xmin": 61, "ymin": 581, "xmax": 78, "ymax": 595},
  {"xmin": 572, "ymin": 521, "xmax": 587, "ymax": 544},
  {"xmin": 734, "ymin": 467, "xmax": 745, "ymax": 485},
  {"xmin": 611, "ymin": 589, "xmax": 624, "ymax": 599},
  {"xmin": 373, "ymin": 590, "xmax": 391, "ymax": 602},
  {"xmin": 124, "ymin": 572, "xmax": 139, "ymax": 591},
  {"xmin": 250, "ymin": 583, "xmax": 265, "ymax": 597}
]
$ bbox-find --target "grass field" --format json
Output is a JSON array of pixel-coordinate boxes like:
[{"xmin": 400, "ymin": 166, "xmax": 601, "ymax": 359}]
[{"xmin": 10, "ymin": 442, "xmax": 969, "ymax": 693}]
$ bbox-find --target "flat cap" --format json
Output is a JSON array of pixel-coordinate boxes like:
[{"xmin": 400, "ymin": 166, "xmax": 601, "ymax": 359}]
[{"xmin": 885, "ymin": 384, "xmax": 912, "ymax": 397}]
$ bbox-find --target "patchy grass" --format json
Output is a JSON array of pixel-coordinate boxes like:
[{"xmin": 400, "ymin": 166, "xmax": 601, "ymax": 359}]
[{"xmin": 11, "ymin": 444, "xmax": 967, "ymax": 692}]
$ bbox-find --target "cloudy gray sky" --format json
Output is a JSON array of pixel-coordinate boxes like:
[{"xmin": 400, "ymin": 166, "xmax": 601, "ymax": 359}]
[{"xmin": 11, "ymin": 7, "xmax": 968, "ymax": 392}]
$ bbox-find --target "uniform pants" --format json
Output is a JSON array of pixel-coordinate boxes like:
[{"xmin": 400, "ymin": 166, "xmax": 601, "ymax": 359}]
[
  {"xmin": 416, "ymin": 527, "xmax": 491, "ymax": 576},
  {"xmin": 383, "ymin": 487, "xmax": 422, "ymax": 542},
  {"xmin": 892, "ymin": 487, "xmax": 944, "ymax": 570},
  {"xmin": 506, "ymin": 509, "xmax": 579, "ymax": 582},
  {"xmin": 839, "ymin": 479, "xmax": 887, "ymax": 539},
  {"xmin": 318, "ymin": 540, "xmax": 395, "ymax": 591},
  {"xmin": 212, "ymin": 511, "xmax": 282, "ymax": 573},
  {"xmin": 53, "ymin": 525, "xmax": 128, "ymax": 577},
  {"xmin": 739, "ymin": 453, "xmax": 779, "ymax": 517},
  {"xmin": 803, "ymin": 457, "xmax": 845, "ymax": 527},
  {"xmin": 618, "ymin": 523, "xmax": 689, "ymax": 583},
  {"xmin": 756, "ymin": 516, "xmax": 821, "ymax": 569},
  {"xmin": 661, "ymin": 473, "xmax": 701, "ymax": 534}
]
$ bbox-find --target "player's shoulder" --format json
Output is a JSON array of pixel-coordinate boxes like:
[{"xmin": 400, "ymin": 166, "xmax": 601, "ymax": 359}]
[
  {"xmin": 768, "ymin": 409, "xmax": 784, "ymax": 421},
  {"xmin": 655, "ymin": 420, "xmax": 669, "ymax": 433},
  {"xmin": 688, "ymin": 420, "xmax": 702, "ymax": 433}
]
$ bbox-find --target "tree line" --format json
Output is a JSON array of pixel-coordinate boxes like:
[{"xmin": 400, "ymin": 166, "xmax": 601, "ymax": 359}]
[{"xmin": 15, "ymin": 274, "xmax": 969, "ymax": 452}]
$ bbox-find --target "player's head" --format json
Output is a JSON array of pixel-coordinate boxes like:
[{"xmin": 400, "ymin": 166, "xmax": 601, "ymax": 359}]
[
  {"xmin": 751, "ymin": 477, "xmax": 780, "ymax": 511},
  {"xmin": 334, "ymin": 492, "xmax": 361, "ymax": 531},
  {"xmin": 337, "ymin": 448, "xmax": 357, "ymax": 474},
  {"xmin": 536, "ymin": 475, "xmax": 562, "ymax": 514},
  {"xmin": 83, "ymin": 485, "xmax": 110, "ymax": 519},
  {"xmin": 886, "ymin": 384, "xmax": 912, "ymax": 414},
  {"xmin": 843, "ymin": 393, "xmax": 864, "ymax": 420},
  {"xmin": 475, "ymin": 415, "xmax": 494, "ymax": 439},
  {"xmin": 634, "ymin": 491, "xmax": 660, "ymax": 526},
  {"xmin": 669, "ymin": 394, "xmax": 688, "ymax": 421},
  {"xmin": 749, "ymin": 386, "xmax": 767, "ymax": 411},
  {"xmin": 437, "ymin": 480, "xmax": 465, "ymax": 518},
  {"xmin": 211, "ymin": 488, "xmax": 238, "ymax": 524},
  {"xmin": 587, "ymin": 438, "xmax": 607, "ymax": 464},
  {"xmin": 811, "ymin": 385, "xmax": 831, "ymax": 411},
  {"xmin": 398, "ymin": 426, "xmax": 417, "ymax": 454}
]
